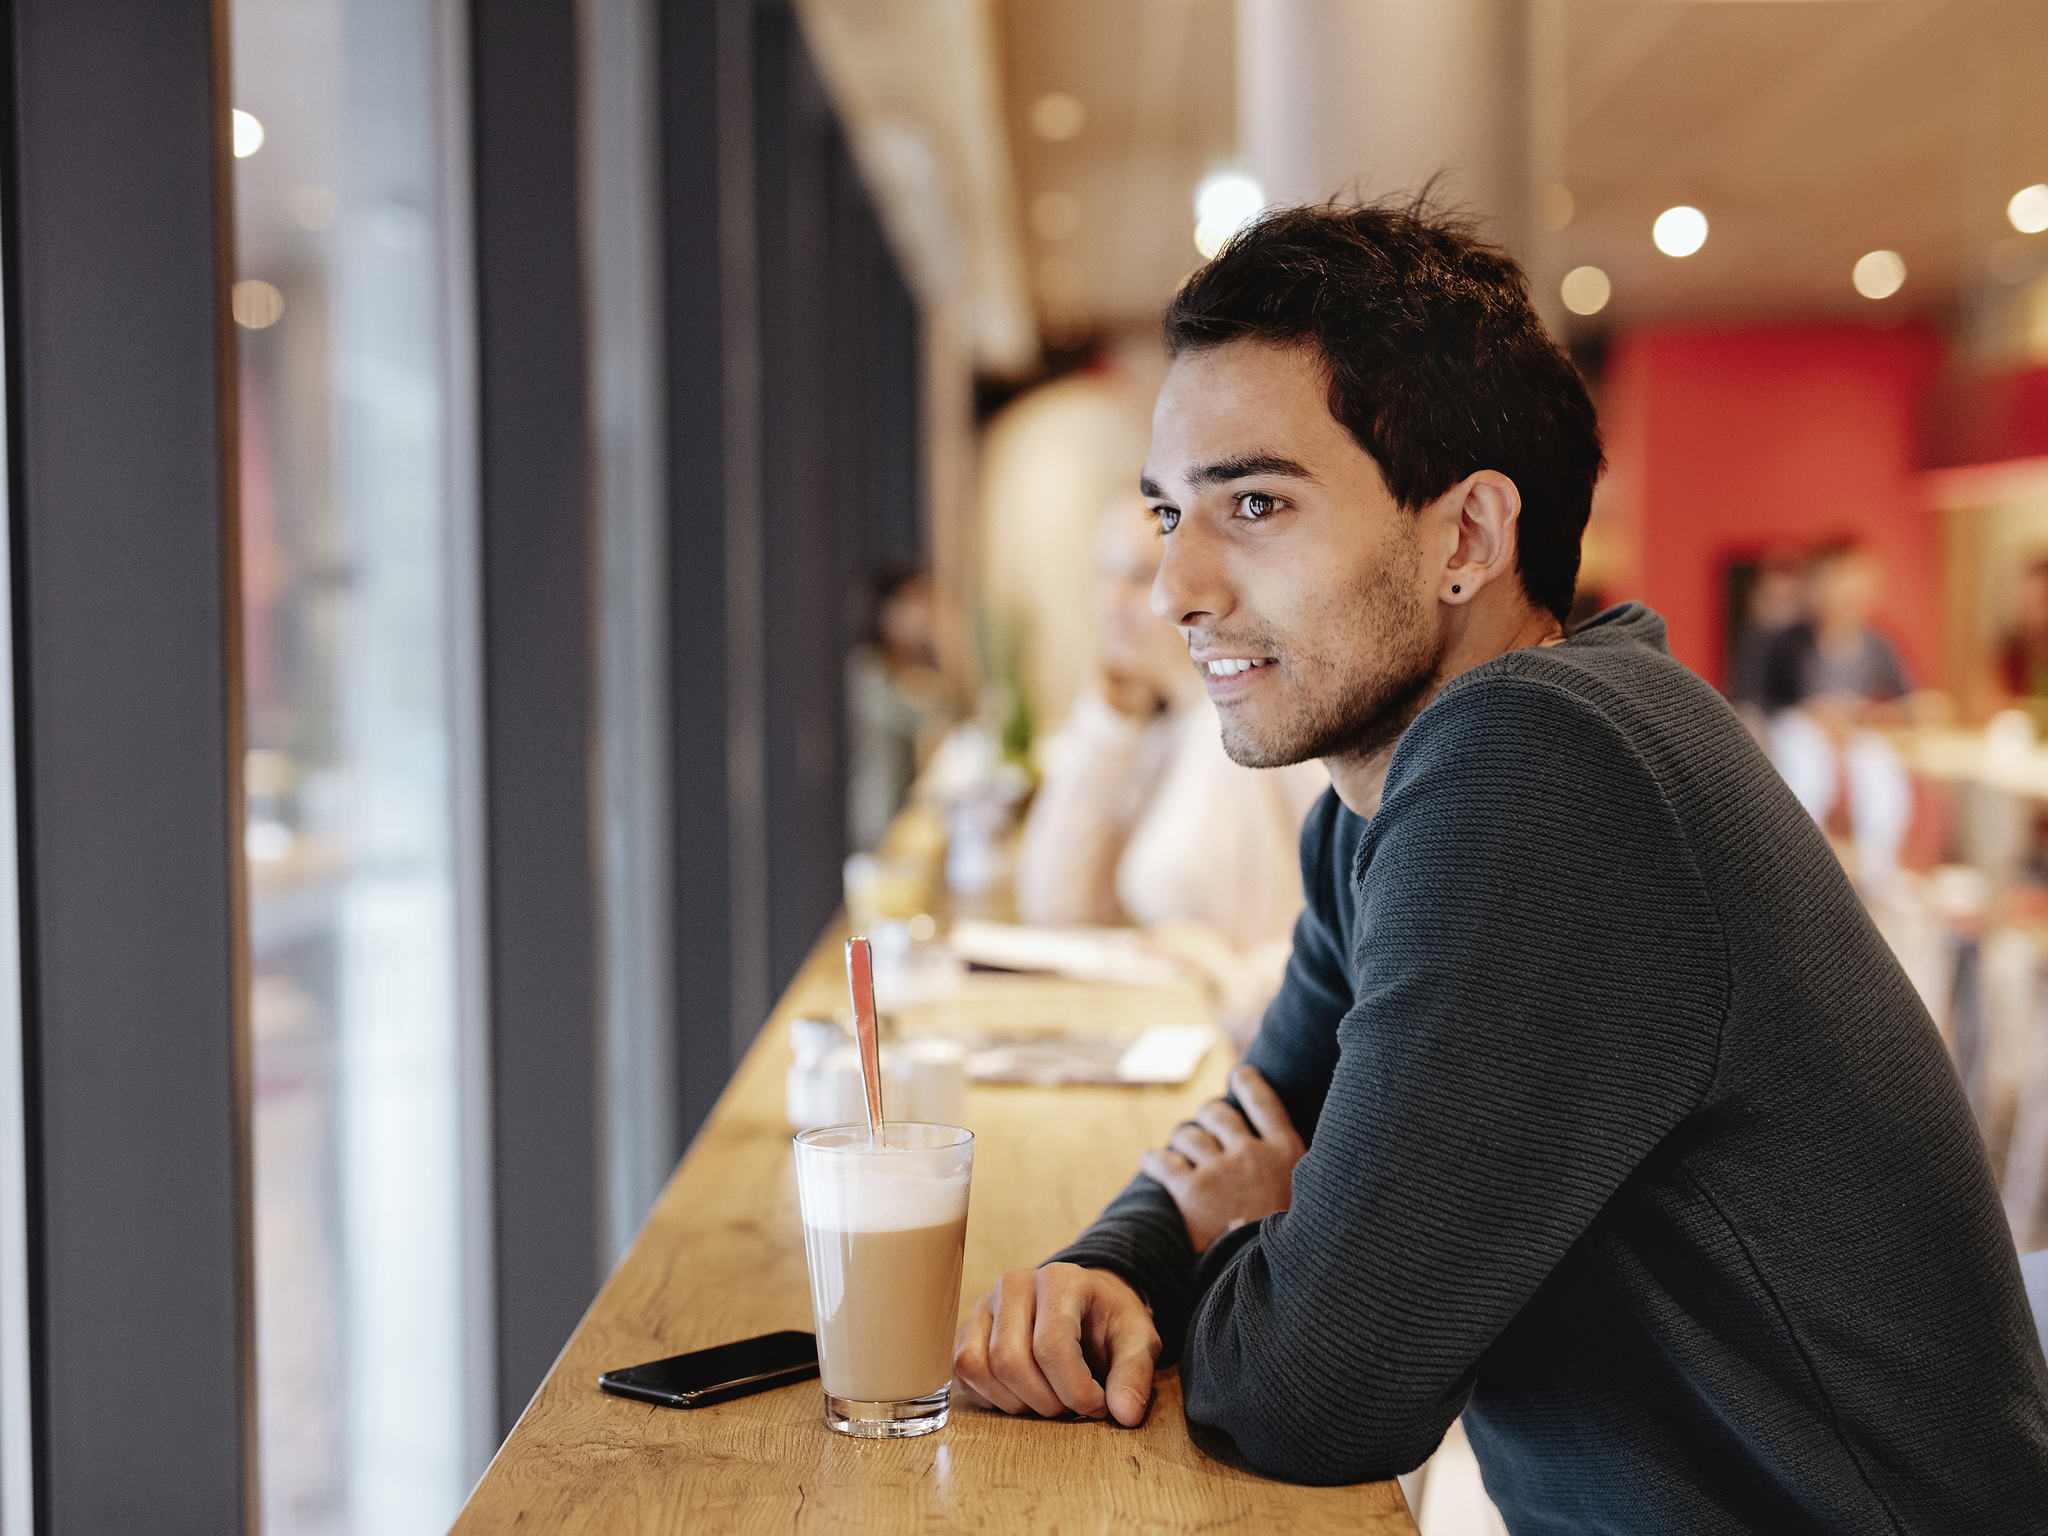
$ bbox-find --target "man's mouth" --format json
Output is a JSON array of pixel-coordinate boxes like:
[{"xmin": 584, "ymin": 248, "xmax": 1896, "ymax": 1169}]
[{"xmin": 1202, "ymin": 657, "xmax": 1275, "ymax": 677}]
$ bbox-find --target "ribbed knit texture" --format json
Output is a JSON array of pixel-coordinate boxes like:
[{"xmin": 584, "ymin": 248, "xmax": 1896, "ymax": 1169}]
[{"xmin": 1051, "ymin": 604, "xmax": 2048, "ymax": 1531}]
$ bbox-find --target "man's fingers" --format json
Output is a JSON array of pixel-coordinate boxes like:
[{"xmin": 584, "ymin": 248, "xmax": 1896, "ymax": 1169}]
[
  {"xmin": 1195, "ymin": 1098, "xmax": 1250, "ymax": 1148},
  {"xmin": 953, "ymin": 1293, "xmax": 1028, "ymax": 1415},
  {"xmin": 986, "ymin": 1270, "xmax": 1067, "ymax": 1417},
  {"xmin": 951, "ymin": 1371, "xmax": 995, "ymax": 1411},
  {"xmin": 1032, "ymin": 1271, "xmax": 1109, "ymax": 1418},
  {"xmin": 1232, "ymin": 1065, "xmax": 1304, "ymax": 1151},
  {"xmin": 1166, "ymin": 1121, "xmax": 1221, "ymax": 1164},
  {"xmin": 1097, "ymin": 1306, "xmax": 1161, "ymax": 1428}
]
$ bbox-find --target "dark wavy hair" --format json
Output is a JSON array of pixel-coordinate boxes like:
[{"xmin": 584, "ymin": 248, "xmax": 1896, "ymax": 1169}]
[{"xmin": 1162, "ymin": 199, "xmax": 1604, "ymax": 622}]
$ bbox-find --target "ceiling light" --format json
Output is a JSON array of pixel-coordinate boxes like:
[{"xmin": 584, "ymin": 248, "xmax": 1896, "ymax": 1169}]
[
  {"xmin": 1560, "ymin": 266, "xmax": 1611, "ymax": 316},
  {"xmin": 1851, "ymin": 250, "xmax": 1906, "ymax": 301},
  {"xmin": 1193, "ymin": 170, "xmax": 1264, "ymax": 259},
  {"xmin": 1028, "ymin": 93, "xmax": 1085, "ymax": 144},
  {"xmin": 1652, "ymin": 205, "xmax": 1707, "ymax": 258},
  {"xmin": 2009, "ymin": 184, "xmax": 2048, "ymax": 236},
  {"xmin": 232, "ymin": 109, "xmax": 265, "ymax": 159},
  {"xmin": 232, "ymin": 279, "xmax": 284, "ymax": 330}
]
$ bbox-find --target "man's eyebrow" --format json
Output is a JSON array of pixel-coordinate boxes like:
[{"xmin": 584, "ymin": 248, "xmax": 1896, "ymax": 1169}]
[
  {"xmin": 1192, "ymin": 454, "xmax": 1317, "ymax": 486},
  {"xmin": 1140, "ymin": 455, "xmax": 1318, "ymax": 499}
]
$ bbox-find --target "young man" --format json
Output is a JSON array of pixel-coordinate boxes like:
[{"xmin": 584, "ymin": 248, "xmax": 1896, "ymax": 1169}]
[{"xmin": 952, "ymin": 202, "xmax": 2048, "ymax": 1530}]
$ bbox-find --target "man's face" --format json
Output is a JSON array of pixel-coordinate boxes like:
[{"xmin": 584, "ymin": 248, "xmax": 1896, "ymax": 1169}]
[{"xmin": 1140, "ymin": 339, "xmax": 1442, "ymax": 769}]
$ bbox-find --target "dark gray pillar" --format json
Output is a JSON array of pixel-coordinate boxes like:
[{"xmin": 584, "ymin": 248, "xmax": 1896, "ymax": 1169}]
[
  {"xmin": 655, "ymin": 0, "xmax": 926, "ymax": 1151},
  {"xmin": 471, "ymin": 0, "xmax": 603, "ymax": 1436},
  {"xmin": 754, "ymin": 0, "xmax": 850, "ymax": 998},
  {"xmin": 659, "ymin": 0, "xmax": 758, "ymax": 1143},
  {"xmin": 2, "ymin": 0, "xmax": 254, "ymax": 1528}
]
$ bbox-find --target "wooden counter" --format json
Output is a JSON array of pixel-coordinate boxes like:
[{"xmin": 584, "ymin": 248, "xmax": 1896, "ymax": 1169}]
[{"xmin": 452, "ymin": 925, "xmax": 1417, "ymax": 1535}]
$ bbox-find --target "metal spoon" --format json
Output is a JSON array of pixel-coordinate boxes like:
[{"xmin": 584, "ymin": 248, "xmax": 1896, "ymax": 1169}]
[{"xmin": 845, "ymin": 935, "xmax": 884, "ymax": 1146}]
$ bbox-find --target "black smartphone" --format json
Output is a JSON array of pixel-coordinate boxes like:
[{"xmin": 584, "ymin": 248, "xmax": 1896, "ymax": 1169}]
[{"xmin": 598, "ymin": 1330, "xmax": 819, "ymax": 1409}]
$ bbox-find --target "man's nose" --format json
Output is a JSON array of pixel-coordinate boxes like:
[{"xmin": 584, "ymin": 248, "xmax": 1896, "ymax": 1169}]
[{"xmin": 1151, "ymin": 519, "xmax": 1226, "ymax": 628}]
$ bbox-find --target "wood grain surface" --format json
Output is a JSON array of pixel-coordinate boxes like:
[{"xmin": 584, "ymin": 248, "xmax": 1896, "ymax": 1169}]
[{"xmin": 452, "ymin": 926, "xmax": 1416, "ymax": 1534}]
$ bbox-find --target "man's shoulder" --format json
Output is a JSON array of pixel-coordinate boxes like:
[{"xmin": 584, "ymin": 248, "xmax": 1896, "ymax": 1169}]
[
  {"xmin": 1380, "ymin": 628, "xmax": 1708, "ymax": 839},
  {"xmin": 1423, "ymin": 605, "xmax": 1729, "ymax": 763},
  {"xmin": 1404, "ymin": 657, "xmax": 1647, "ymax": 780}
]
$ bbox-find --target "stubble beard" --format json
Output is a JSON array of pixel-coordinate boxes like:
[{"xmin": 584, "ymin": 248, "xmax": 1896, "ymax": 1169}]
[{"xmin": 1213, "ymin": 560, "xmax": 1443, "ymax": 771}]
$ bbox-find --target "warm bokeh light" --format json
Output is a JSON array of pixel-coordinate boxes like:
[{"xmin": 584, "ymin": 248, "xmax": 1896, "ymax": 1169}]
[
  {"xmin": 1028, "ymin": 92, "xmax": 1085, "ymax": 144},
  {"xmin": 1653, "ymin": 205, "xmax": 1708, "ymax": 258},
  {"xmin": 232, "ymin": 108, "xmax": 265, "ymax": 159},
  {"xmin": 1560, "ymin": 265, "xmax": 1612, "ymax": 316},
  {"xmin": 232, "ymin": 278, "xmax": 284, "ymax": 329},
  {"xmin": 1192, "ymin": 170, "xmax": 1264, "ymax": 259},
  {"xmin": 1852, "ymin": 249, "xmax": 1907, "ymax": 300},
  {"xmin": 2009, "ymin": 183, "xmax": 2048, "ymax": 236}
]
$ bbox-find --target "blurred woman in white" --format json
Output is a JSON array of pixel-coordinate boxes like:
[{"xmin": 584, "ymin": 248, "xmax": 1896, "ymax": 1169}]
[{"xmin": 1014, "ymin": 496, "xmax": 1325, "ymax": 1037}]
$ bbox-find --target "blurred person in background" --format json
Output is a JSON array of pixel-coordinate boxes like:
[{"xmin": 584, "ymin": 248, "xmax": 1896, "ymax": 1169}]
[
  {"xmin": 1760, "ymin": 541, "xmax": 1909, "ymax": 717},
  {"xmin": 1728, "ymin": 550, "xmax": 1810, "ymax": 729},
  {"xmin": 1758, "ymin": 542, "xmax": 1918, "ymax": 888},
  {"xmin": 1014, "ymin": 495, "xmax": 1325, "ymax": 1037},
  {"xmin": 846, "ymin": 565, "xmax": 955, "ymax": 852}
]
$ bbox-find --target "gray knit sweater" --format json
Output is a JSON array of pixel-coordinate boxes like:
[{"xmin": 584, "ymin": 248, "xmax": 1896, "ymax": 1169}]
[{"xmin": 1052, "ymin": 604, "xmax": 2048, "ymax": 1531}]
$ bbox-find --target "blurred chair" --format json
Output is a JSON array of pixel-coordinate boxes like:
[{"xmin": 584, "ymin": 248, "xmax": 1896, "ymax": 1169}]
[{"xmin": 1769, "ymin": 710, "xmax": 1912, "ymax": 894}]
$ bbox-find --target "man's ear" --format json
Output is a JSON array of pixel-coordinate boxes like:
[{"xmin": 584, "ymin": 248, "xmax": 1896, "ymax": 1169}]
[{"xmin": 1436, "ymin": 471, "xmax": 1522, "ymax": 607}]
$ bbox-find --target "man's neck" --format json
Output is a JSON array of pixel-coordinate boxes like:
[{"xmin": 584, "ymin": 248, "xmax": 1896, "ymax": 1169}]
[{"xmin": 1322, "ymin": 599, "xmax": 1564, "ymax": 817}]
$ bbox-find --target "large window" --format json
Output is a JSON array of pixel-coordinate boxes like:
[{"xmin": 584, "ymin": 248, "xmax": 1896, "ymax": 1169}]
[{"xmin": 231, "ymin": 1, "xmax": 486, "ymax": 1530}]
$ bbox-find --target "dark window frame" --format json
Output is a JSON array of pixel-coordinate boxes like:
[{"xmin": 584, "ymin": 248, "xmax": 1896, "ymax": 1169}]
[{"xmin": 0, "ymin": 1, "xmax": 255, "ymax": 1527}]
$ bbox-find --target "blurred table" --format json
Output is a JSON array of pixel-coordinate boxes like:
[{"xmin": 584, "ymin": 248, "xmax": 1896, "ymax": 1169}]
[
  {"xmin": 1891, "ymin": 724, "xmax": 2048, "ymax": 801},
  {"xmin": 450, "ymin": 920, "xmax": 1417, "ymax": 1535}
]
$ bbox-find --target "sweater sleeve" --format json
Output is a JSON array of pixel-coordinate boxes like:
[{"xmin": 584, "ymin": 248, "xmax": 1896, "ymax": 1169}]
[
  {"xmin": 1044, "ymin": 789, "xmax": 1363, "ymax": 1357},
  {"xmin": 1181, "ymin": 676, "xmax": 1727, "ymax": 1484}
]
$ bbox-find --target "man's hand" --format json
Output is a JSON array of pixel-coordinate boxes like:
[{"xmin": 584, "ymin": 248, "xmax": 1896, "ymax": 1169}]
[
  {"xmin": 952, "ymin": 1263, "xmax": 1160, "ymax": 1426},
  {"xmin": 1139, "ymin": 1065, "xmax": 1305, "ymax": 1251}
]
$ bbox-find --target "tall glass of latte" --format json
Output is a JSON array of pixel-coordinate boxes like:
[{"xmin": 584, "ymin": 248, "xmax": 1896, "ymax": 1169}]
[{"xmin": 792, "ymin": 1122, "xmax": 974, "ymax": 1437}]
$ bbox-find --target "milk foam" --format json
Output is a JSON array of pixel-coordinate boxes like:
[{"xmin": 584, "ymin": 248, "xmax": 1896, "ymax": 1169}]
[{"xmin": 799, "ymin": 1154, "xmax": 968, "ymax": 1233}]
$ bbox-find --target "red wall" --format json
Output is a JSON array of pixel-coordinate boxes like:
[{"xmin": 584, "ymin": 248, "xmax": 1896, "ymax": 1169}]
[
  {"xmin": 1599, "ymin": 324, "xmax": 1944, "ymax": 689},
  {"xmin": 1922, "ymin": 362, "xmax": 2048, "ymax": 469}
]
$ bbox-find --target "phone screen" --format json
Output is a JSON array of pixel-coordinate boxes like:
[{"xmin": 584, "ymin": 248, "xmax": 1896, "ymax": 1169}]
[{"xmin": 598, "ymin": 1330, "xmax": 819, "ymax": 1409}]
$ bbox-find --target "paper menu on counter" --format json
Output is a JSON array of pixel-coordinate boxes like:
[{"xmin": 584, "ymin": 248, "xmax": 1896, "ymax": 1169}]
[
  {"xmin": 965, "ymin": 1023, "xmax": 1214, "ymax": 1087},
  {"xmin": 947, "ymin": 919, "xmax": 1191, "ymax": 990}
]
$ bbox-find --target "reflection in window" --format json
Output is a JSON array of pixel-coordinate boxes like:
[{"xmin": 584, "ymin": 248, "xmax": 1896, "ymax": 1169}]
[{"xmin": 233, "ymin": 1, "xmax": 483, "ymax": 1530}]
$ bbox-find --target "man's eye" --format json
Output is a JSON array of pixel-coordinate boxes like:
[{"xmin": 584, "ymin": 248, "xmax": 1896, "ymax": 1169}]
[
  {"xmin": 1153, "ymin": 506, "xmax": 1180, "ymax": 534},
  {"xmin": 1239, "ymin": 492, "xmax": 1278, "ymax": 520}
]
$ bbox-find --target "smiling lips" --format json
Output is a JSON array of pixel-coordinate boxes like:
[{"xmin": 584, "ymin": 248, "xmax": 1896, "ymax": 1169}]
[{"xmin": 1202, "ymin": 657, "xmax": 1274, "ymax": 677}]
